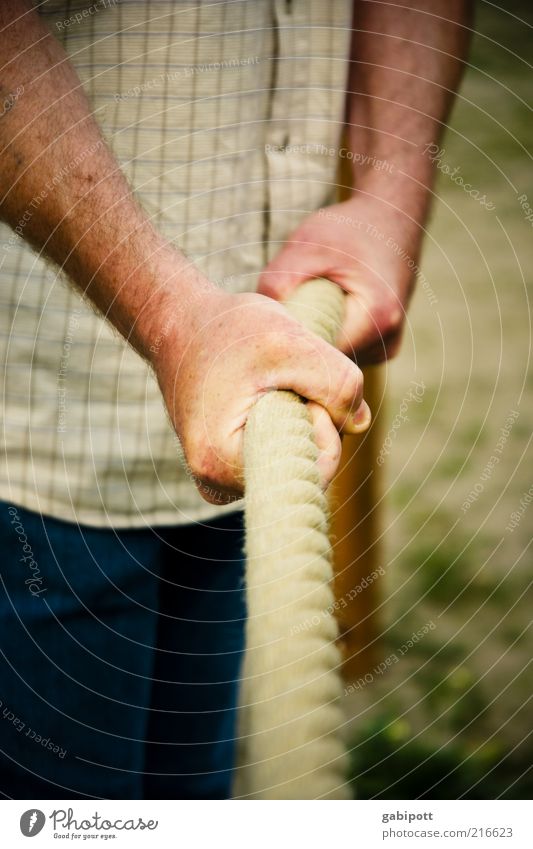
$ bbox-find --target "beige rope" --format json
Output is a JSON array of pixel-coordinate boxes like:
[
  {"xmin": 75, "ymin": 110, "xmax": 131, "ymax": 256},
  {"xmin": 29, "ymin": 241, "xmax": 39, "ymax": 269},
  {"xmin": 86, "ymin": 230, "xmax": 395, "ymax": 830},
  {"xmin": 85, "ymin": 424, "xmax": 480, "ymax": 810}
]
[{"xmin": 238, "ymin": 279, "xmax": 351, "ymax": 799}]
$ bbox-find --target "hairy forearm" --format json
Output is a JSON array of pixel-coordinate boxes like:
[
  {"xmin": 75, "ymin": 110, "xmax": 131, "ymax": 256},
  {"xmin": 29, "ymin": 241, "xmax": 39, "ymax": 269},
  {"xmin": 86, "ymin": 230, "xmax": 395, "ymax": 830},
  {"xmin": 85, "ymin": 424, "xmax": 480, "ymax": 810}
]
[
  {"xmin": 347, "ymin": 0, "xmax": 473, "ymax": 223},
  {"xmin": 0, "ymin": 1, "xmax": 210, "ymax": 361}
]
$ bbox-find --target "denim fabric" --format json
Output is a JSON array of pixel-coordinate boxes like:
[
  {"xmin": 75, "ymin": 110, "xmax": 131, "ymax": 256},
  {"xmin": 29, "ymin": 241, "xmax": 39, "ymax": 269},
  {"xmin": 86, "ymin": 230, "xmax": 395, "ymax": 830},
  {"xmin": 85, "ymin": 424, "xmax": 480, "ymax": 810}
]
[{"xmin": 0, "ymin": 502, "xmax": 246, "ymax": 799}]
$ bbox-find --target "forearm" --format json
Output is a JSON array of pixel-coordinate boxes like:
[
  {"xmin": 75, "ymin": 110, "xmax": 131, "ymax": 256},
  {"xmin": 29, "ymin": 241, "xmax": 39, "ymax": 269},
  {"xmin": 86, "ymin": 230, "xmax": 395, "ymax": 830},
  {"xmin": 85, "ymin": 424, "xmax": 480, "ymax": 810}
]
[
  {"xmin": 0, "ymin": 1, "xmax": 210, "ymax": 361},
  {"xmin": 347, "ymin": 0, "xmax": 473, "ymax": 225}
]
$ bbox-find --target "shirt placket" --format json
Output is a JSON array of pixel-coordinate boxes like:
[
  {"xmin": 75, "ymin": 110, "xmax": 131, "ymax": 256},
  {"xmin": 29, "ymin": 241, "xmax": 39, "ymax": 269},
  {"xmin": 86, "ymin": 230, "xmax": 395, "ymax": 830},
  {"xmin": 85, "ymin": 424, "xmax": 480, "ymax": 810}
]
[{"xmin": 264, "ymin": 0, "xmax": 311, "ymax": 256}]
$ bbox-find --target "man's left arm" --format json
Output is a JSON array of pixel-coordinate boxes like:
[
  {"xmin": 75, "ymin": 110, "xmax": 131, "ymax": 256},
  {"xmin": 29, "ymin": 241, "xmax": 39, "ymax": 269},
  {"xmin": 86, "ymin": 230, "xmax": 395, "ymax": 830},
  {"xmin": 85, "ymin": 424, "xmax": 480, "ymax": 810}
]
[{"xmin": 258, "ymin": 0, "xmax": 473, "ymax": 364}]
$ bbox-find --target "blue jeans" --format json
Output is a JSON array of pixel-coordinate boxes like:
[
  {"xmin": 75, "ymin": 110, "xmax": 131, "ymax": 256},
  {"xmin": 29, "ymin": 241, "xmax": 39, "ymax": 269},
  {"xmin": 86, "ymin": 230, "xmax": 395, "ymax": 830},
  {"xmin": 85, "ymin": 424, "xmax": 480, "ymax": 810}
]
[{"xmin": 0, "ymin": 502, "xmax": 246, "ymax": 799}]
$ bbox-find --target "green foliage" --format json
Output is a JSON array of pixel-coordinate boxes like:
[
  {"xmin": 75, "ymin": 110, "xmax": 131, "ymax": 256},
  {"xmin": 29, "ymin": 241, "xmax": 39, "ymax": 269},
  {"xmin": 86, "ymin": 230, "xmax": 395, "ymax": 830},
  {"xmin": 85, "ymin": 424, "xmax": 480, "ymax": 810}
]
[{"xmin": 349, "ymin": 713, "xmax": 533, "ymax": 799}]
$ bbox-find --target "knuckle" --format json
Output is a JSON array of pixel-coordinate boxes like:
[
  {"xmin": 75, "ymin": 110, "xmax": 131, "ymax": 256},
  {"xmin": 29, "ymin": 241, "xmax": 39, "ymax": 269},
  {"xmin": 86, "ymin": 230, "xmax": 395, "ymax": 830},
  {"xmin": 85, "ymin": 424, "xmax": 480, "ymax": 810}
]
[
  {"xmin": 379, "ymin": 299, "xmax": 404, "ymax": 337},
  {"xmin": 265, "ymin": 323, "xmax": 305, "ymax": 364},
  {"xmin": 321, "ymin": 437, "xmax": 342, "ymax": 486},
  {"xmin": 267, "ymin": 328, "xmax": 291, "ymax": 354},
  {"xmin": 327, "ymin": 434, "xmax": 342, "ymax": 466}
]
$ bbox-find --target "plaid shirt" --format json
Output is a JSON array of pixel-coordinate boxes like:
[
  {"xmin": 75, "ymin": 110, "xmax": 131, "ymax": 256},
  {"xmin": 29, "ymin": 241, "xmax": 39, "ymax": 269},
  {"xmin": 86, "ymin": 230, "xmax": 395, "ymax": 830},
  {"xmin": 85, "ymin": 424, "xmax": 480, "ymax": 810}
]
[{"xmin": 0, "ymin": 0, "xmax": 352, "ymax": 527}]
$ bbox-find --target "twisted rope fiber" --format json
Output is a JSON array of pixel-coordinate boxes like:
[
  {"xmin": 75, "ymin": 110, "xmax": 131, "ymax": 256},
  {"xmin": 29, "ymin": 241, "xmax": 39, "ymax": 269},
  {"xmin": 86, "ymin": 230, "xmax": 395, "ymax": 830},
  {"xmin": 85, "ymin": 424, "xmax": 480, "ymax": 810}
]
[{"xmin": 241, "ymin": 279, "xmax": 352, "ymax": 799}]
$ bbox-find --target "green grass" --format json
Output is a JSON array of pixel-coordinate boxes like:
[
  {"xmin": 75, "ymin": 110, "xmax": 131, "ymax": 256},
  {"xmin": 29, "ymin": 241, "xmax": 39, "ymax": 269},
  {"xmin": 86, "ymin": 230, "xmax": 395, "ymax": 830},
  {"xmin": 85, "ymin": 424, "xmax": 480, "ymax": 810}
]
[
  {"xmin": 409, "ymin": 538, "xmax": 511, "ymax": 608},
  {"xmin": 349, "ymin": 713, "xmax": 533, "ymax": 799}
]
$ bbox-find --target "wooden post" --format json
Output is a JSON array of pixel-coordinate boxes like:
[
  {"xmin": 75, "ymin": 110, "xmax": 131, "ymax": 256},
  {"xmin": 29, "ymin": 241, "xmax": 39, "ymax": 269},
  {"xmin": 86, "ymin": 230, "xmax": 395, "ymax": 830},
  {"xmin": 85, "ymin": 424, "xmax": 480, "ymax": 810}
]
[
  {"xmin": 330, "ymin": 147, "xmax": 385, "ymax": 683},
  {"xmin": 331, "ymin": 366, "xmax": 384, "ymax": 682}
]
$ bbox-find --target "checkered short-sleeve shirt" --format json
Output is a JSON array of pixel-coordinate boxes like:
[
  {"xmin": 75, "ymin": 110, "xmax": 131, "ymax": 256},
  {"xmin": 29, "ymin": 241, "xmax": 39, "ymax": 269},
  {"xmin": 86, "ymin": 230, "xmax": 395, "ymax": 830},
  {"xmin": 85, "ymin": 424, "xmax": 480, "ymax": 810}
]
[{"xmin": 0, "ymin": 0, "xmax": 353, "ymax": 527}]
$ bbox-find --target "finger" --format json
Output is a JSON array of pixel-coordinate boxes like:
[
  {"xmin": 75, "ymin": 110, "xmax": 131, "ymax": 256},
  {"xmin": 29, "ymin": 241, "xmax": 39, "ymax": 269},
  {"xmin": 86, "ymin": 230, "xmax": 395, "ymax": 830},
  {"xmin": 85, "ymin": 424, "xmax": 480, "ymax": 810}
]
[
  {"xmin": 258, "ymin": 249, "xmax": 317, "ymax": 301},
  {"xmin": 343, "ymin": 399, "xmax": 372, "ymax": 435},
  {"xmin": 336, "ymin": 289, "xmax": 405, "ymax": 363},
  {"xmin": 337, "ymin": 299, "xmax": 403, "ymax": 364},
  {"xmin": 335, "ymin": 292, "xmax": 380, "ymax": 357},
  {"xmin": 353, "ymin": 331, "xmax": 403, "ymax": 366},
  {"xmin": 273, "ymin": 332, "xmax": 370, "ymax": 434},
  {"xmin": 195, "ymin": 477, "xmax": 243, "ymax": 506},
  {"xmin": 307, "ymin": 401, "xmax": 342, "ymax": 489}
]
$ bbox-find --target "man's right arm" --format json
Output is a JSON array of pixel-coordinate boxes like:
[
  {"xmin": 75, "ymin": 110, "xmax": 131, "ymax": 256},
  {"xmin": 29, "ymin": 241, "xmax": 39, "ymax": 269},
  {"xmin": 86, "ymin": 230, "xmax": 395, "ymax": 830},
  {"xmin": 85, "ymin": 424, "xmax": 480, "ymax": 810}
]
[
  {"xmin": 0, "ymin": 0, "xmax": 196, "ymax": 358},
  {"xmin": 0, "ymin": 1, "xmax": 370, "ymax": 502}
]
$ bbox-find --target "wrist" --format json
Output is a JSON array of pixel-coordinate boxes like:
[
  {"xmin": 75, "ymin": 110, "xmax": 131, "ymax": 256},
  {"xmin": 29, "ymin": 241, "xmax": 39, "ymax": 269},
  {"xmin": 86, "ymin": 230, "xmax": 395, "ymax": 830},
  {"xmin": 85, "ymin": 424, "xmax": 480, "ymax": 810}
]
[
  {"xmin": 75, "ymin": 218, "xmax": 218, "ymax": 367},
  {"xmin": 131, "ymin": 249, "xmax": 219, "ymax": 370},
  {"xmin": 351, "ymin": 148, "xmax": 435, "ymax": 228},
  {"xmin": 139, "ymin": 257, "xmax": 222, "ymax": 379},
  {"xmin": 341, "ymin": 184, "xmax": 427, "ymax": 265}
]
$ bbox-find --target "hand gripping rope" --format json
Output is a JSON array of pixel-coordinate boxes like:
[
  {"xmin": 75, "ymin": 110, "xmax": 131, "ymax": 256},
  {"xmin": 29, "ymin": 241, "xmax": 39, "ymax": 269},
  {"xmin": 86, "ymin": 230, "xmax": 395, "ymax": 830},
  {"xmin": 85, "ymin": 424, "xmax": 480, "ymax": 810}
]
[{"xmin": 237, "ymin": 279, "xmax": 352, "ymax": 800}]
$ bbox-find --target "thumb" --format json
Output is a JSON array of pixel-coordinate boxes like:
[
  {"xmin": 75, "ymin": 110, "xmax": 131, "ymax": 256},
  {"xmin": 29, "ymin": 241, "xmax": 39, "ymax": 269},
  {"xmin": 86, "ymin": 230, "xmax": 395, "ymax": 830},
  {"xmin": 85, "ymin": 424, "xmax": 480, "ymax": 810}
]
[{"xmin": 258, "ymin": 245, "xmax": 318, "ymax": 302}]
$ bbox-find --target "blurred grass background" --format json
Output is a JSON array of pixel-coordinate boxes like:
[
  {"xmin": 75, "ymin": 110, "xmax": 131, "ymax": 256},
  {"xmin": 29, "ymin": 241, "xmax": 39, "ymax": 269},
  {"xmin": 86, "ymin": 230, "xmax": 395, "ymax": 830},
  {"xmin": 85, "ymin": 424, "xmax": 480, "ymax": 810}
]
[{"xmin": 347, "ymin": 1, "xmax": 532, "ymax": 799}]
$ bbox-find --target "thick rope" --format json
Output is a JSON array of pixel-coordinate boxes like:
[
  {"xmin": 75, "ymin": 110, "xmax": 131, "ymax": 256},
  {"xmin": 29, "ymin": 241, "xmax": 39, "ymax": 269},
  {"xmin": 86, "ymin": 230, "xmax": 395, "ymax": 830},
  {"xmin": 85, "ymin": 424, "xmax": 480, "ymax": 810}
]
[{"xmin": 238, "ymin": 279, "xmax": 351, "ymax": 799}]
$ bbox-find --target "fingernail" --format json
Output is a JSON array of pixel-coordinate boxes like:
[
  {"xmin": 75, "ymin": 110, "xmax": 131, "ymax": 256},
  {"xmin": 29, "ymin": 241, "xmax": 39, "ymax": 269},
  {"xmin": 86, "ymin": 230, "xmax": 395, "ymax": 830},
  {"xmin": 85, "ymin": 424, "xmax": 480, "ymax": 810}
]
[{"xmin": 352, "ymin": 400, "xmax": 371, "ymax": 432}]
